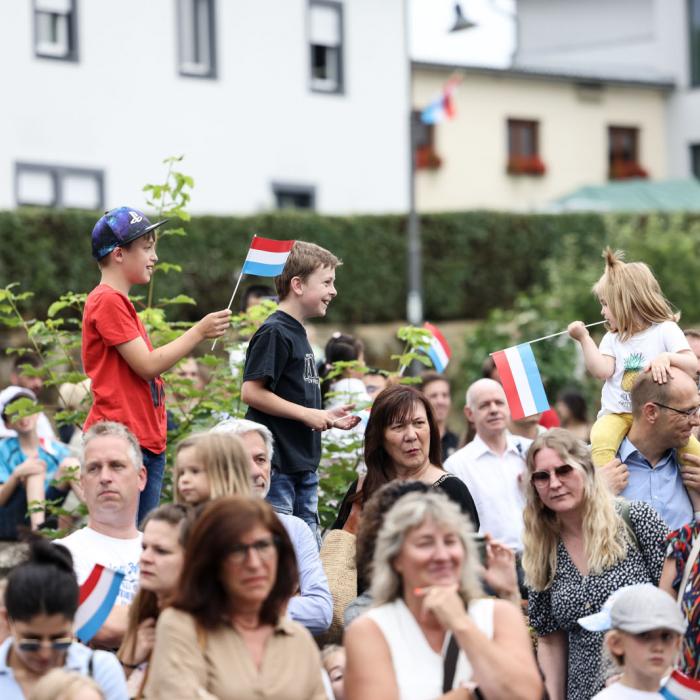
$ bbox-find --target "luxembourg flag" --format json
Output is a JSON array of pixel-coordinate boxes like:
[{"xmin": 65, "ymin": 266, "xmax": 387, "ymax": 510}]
[
  {"xmin": 661, "ymin": 670, "xmax": 700, "ymax": 699},
  {"xmin": 241, "ymin": 236, "xmax": 295, "ymax": 277},
  {"xmin": 423, "ymin": 322, "xmax": 451, "ymax": 373},
  {"xmin": 74, "ymin": 564, "xmax": 125, "ymax": 643},
  {"xmin": 491, "ymin": 343, "xmax": 550, "ymax": 420},
  {"xmin": 420, "ymin": 77, "xmax": 460, "ymax": 125}
]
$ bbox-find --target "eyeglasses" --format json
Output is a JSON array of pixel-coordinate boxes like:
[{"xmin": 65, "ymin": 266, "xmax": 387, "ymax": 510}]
[
  {"xmin": 229, "ymin": 537, "xmax": 278, "ymax": 564},
  {"xmin": 531, "ymin": 464, "xmax": 575, "ymax": 486},
  {"xmin": 16, "ymin": 636, "xmax": 73, "ymax": 653},
  {"xmin": 652, "ymin": 402, "xmax": 700, "ymax": 419}
]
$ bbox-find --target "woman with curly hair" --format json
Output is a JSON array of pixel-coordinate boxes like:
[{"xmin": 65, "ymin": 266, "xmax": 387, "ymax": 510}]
[{"xmin": 523, "ymin": 428, "xmax": 668, "ymax": 700}]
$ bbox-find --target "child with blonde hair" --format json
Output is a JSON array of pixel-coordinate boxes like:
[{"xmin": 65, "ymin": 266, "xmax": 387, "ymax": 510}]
[
  {"xmin": 173, "ymin": 432, "xmax": 251, "ymax": 505},
  {"xmin": 568, "ymin": 248, "xmax": 699, "ymax": 467}
]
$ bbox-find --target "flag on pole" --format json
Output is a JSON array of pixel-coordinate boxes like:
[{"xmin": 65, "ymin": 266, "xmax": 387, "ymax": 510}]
[
  {"xmin": 660, "ymin": 670, "xmax": 700, "ymax": 699},
  {"xmin": 74, "ymin": 564, "xmax": 125, "ymax": 643},
  {"xmin": 422, "ymin": 322, "xmax": 452, "ymax": 373},
  {"xmin": 420, "ymin": 77, "xmax": 460, "ymax": 125},
  {"xmin": 491, "ymin": 344, "xmax": 550, "ymax": 420},
  {"xmin": 241, "ymin": 236, "xmax": 295, "ymax": 278}
]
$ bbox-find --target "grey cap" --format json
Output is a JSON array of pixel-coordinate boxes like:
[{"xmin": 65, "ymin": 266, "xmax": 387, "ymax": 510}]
[{"xmin": 578, "ymin": 584, "xmax": 687, "ymax": 635}]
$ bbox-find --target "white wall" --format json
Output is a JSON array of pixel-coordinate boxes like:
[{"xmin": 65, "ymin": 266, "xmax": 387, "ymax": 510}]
[
  {"xmin": 1, "ymin": 0, "xmax": 409, "ymax": 214},
  {"xmin": 413, "ymin": 67, "xmax": 668, "ymax": 212}
]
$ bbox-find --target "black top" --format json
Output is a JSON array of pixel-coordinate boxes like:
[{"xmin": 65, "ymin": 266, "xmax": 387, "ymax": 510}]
[
  {"xmin": 441, "ymin": 430, "xmax": 459, "ymax": 461},
  {"xmin": 331, "ymin": 473, "xmax": 480, "ymax": 532},
  {"xmin": 243, "ymin": 310, "xmax": 321, "ymax": 474}
]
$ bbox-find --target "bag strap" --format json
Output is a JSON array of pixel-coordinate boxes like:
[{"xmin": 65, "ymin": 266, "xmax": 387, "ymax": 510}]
[
  {"xmin": 618, "ymin": 499, "xmax": 639, "ymax": 551},
  {"xmin": 442, "ymin": 634, "xmax": 460, "ymax": 693},
  {"xmin": 677, "ymin": 527, "xmax": 700, "ymax": 606}
]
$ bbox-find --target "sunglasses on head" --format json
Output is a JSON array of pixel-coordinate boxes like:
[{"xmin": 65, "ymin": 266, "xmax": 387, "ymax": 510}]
[
  {"xmin": 16, "ymin": 636, "xmax": 73, "ymax": 653},
  {"xmin": 530, "ymin": 464, "xmax": 575, "ymax": 485}
]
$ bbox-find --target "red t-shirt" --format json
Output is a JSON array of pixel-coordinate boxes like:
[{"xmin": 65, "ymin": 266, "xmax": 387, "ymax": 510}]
[{"xmin": 82, "ymin": 284, "xmax": 166, "ymax": 453}]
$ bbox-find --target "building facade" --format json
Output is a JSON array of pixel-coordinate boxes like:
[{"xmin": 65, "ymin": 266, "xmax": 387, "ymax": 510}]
[{"xmin": 3, "ymin": 0, "xmax": 409, "ymax": 214}]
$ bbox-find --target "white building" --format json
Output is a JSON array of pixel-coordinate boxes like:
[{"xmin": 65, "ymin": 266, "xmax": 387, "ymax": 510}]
[
  {"xmin": 2, "ymin": 0, "xmax": 409, "ymax": 214},
  {"xmin": 514, "ymin": 0, "xmax": 700, "ymax": 179}
]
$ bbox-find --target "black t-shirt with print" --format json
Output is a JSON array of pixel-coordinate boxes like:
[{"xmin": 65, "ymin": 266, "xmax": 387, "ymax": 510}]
[{"xmin": 243, "ymin": 310, "xmax": 321, "ymax": 474}]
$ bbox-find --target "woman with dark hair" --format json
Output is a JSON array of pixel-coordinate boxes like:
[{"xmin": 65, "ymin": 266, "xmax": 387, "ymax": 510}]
[
  {"xmin": 555, "ymin": 389, "xmax": 591, "ymax": 442},
  {"xmin": 0, "ymin": 538, "xmax": 126, "ymax": 699},
  {"xmin": 332, "ymin": 385, "xmax": 479, "ymax": 531},
  {"xmin": 144, "ymin": 497, "xmax": 325, "ymax": 699},
  {"xmin": 118, "ymin": 504, "xmax": 194, "ymax": 698},
  {"xmin": 319, "ymin": 332, "xmax": 367, "ymax": 404}
]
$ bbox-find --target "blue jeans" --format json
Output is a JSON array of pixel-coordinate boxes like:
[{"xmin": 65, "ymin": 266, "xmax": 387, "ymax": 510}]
[
  {"xmin": 266, "ymin": 468, "xmax": 320, "ymax": 547},
  {"xmin": 138, "ymin": 448, "xmax": 166, "ymax": 526}
]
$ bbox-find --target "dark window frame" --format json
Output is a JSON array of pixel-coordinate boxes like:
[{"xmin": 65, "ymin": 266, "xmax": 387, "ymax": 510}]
[
  {"xmin": 689, "ymin": 0, "xmax": 700, "ymax": 87},
  {"xmin": 307, "ymin": 0, "xmax": 345, "ymax": 95},
  {"xmin": 506, "ymin": 119, "xmax": 546, "ymax": 176},
  {"xmin": 272, "ymin": 183, "xmax": 316, "ymax": 210},
  {"xmin": 608, "ymin": 125, "xmax": 648, "ymax": 180},
  {"xmin": 691, "ymin": 143, "xmax": 700, "ymax": 178},
  {"xmin": 15, "ymin": 162, "xmax": 105, "ymax": 210},
  {"xmin": 176, "ymin": 0, "xmax": 218, "ymax": 79},
  {"xmin": 411, "ymin": 110, "xmax": 441, "ymax": 170},
  {"xmin": 32, "ymin": 0, "xmax": 79, "ymax": 62}
]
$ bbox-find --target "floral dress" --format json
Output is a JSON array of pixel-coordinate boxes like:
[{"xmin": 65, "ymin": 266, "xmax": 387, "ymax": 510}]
[
  {"xmin": 666, "ymin": 520, "xmax": 700, "ymax": 678},
  {"xmin": 528, "ymin": 501, "xmax": 668, "ymax": 700}
]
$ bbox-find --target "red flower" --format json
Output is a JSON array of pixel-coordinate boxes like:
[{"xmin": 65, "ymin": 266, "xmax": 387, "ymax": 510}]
[
  {"xmin": 609, "ymin": 159, "xmax": 648, "ymax": 180},
  {"xmin": 507, "ymin": 155, "xmax": 546, "ymax": 176}
]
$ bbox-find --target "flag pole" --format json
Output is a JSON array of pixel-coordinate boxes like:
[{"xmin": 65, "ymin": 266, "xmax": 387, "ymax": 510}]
[{"xmin": 492, "ymin": 320, "xmax": 607, "ymax": 353}]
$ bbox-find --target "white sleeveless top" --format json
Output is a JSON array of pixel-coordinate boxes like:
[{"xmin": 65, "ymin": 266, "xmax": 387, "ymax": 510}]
[{"xmin": 365, "ymin": 597, "xmax": 495, "ymax": 700}]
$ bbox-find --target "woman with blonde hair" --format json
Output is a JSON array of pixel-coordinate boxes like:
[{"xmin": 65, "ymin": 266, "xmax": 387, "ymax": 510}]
[
  {"xmin": 173, "ymin": 432, "xmax": 251, "ymax": 505},
  {"xmin": 567, "ymin": 247, "xmax": 698, "ymax": 467},
  {"xmin": 29, "ymin": 669, "xmax": 103, "ymax": 700},
  {"xmin": 345, "ymin": 491, "xmax": 542, "ymax": 700},
  {"xmin": 523, "ymin": 428, "xmax": 668, "ymax": 700}
]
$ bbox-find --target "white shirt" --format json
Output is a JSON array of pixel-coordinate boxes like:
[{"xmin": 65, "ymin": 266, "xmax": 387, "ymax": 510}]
[
  {"xmin": 444, "ymin": 433, "xmax": 530, "ymax": 551},
  {"xmin": 54, "ymin": 526, "xmax": 142, "ymax": 606},
  {"xmin": 592, "ymin": 683, "xmax": 663, "ymax": 699},
  {"xmin": 599, "ymin": 321, "xmax": 689, "ymax": 416}
]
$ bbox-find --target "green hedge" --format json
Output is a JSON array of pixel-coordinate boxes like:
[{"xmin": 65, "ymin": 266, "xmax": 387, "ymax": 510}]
[{"xmin": 4, "ymin": 208, "xmax": 700, "ymax": 324}]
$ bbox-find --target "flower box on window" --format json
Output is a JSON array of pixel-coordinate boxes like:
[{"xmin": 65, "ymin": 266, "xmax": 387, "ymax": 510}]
[
  {"xmin": 609, "ymin": 159, "xmax": 648, "ymax": 180},
  {"xmin": 416, "ymin": 146, "xmax": 442, "ymax": 170},
  {"xmin": 507, "ymin": 155, "xmax": 546, "ymax": 176}
]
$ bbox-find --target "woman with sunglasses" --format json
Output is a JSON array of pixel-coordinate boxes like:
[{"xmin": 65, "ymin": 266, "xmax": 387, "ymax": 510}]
[
  {"xmin": 144, "ymin": 497, "xmax": 326, "ymax": 699},
  {"xmin": 522, "ymin": 429, "xmax": 668, "ymax": 700},
  {"xmin": 0, "ymin": 538, "xmax": 127, "ymax": 699}
]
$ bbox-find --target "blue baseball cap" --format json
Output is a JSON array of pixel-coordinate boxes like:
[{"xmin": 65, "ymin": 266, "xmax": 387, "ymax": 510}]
[{"xmin": 91, "ymin": 206, "xmax": 170, "ymax": 260}]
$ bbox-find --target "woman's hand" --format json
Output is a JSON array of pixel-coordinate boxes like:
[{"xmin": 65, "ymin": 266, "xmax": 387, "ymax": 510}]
[
  {"xmin": 482, "ymin": 537, "xmax": 520, "ymax": 603},
  {"xmin": 129, "ymin": 618, "xmax": 157, "ymax": 667},
  {"xmin": 416, "ymin": 584, "xmax": 469, "ymax": 632}
]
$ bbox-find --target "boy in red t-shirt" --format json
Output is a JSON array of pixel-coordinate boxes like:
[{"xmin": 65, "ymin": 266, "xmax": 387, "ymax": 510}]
[{"xmin": 83, "ymin": 206, "xmax": 231, "ymax": 522}]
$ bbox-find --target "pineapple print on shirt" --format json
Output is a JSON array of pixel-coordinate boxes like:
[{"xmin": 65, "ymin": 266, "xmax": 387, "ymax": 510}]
[{"xmin": 620, "ymin": 352, "xmax": 645, "ymax": 410}]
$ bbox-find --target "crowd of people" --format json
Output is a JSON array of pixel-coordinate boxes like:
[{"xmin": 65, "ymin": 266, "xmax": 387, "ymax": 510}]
[{"xmin": 0, "ymin": 209, "xmax": 699, "ymax": 699}]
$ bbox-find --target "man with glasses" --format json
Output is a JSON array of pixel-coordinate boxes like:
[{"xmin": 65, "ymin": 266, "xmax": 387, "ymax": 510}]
[{"xmin": 610, "ymin": 369, "xmax": 700, "ymax": 529}]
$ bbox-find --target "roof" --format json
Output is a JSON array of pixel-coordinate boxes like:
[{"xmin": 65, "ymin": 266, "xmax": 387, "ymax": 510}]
[
  {"xmin": 411, "ymin": 61, "xmax": 675, "ymax": 90},
  {"xmin": 546, "ymin": 178, "xmax": 700, "ymax": 213}
]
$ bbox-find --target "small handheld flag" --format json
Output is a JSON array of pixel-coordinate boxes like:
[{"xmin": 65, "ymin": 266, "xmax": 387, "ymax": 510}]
[
  {"xmin": 74, "ymin": 564, "xmax": 125, "ymax": 643},
  {"xmin": 661, "ymin": 669, "xmax": 700, "ymax": 699},
  {"xmin": 491, "ymin": 344, "xmax": 550, "ymax": 420},
  {"xmin": 420, "ymin": 77, "xmax": 460, "ymax": 125},
  {"xmin": 423, "ymin": 323, "xmax": 452, "ymax": 373},
  {"xmin": 241, "ymin": 236, "xmax": 295, "ymax": 278}
]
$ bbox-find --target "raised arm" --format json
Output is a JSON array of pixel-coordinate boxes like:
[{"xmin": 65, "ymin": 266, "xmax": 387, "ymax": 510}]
[{"xmin": 567, "ymin": 322, "xmax": 614, "ymax": 380}]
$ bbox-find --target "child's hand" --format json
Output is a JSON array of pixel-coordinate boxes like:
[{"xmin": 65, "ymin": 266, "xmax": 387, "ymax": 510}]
[
  {"xmin": 567, "ymin": 321, "xmax": 588, "ymax": 341},
  {"xmin": 327, "ymin": 404, "xmax": 360, "ymax": 431},
  {"xmin": 195, "ymin": 309, "xmax": 232, "ymax": 339},
  {"xmin": 303, "ymin": 408, "xmax": 335, "ymax": 431},
  {"xmin": 15, "ymin": 457, "xmax": 46, "ymax": 482},
  {"xmin": 646, "ymin": 352, "xmax": 671, "ymax": 383}
]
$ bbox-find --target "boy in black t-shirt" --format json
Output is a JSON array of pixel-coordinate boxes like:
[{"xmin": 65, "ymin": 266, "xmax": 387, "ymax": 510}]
[{"xmin": 241, "ymin": 241, "xmax": 359, "ymax": 541}]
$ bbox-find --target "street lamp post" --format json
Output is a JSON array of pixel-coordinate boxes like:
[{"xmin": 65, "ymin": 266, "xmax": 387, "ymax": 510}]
[{"xmin": 405, "ymin": 2, "xmax": 476, "ymax": 327}]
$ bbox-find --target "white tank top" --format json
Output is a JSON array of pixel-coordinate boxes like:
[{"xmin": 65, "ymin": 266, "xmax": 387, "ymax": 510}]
[{"xmin": 365, "ymin": 597, "xmax": 495, "ymax": 700}]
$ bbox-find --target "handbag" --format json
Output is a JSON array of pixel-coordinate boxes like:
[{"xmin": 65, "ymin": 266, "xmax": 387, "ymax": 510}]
[{"xmin": 661, "ymin": 528, "xmax": 700, "ymax": 698}]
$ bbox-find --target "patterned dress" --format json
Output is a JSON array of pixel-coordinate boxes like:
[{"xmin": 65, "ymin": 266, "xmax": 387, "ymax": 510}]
[
  {"xmin": 666, "ymin": 520, "xmax": 700, "ymax": 678},
  {"xmin": 528, "ymin": 501, "xmax": 668, "ymax": 700}
]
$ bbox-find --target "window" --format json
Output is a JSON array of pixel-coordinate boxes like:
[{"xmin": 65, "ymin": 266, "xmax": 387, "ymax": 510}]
[
  {"xmin": 507, "ymin": 119, "xmax": 546, "ymax": 176},
  {"xmin": 177, "ymin": 0, "xmax": 217, "ymax": 78},
  {"xmin": 33, "ymin": 0, "xmax": 78, "ymax": 61},
  {"xmin": 608, "ymin": 126, "xmax": 648, "ymax": 179},
  {"xmin": 308, "ymin": 1, "xmax": 344, "ymax": 94},
  {"xmin": 690, "ymin": 0, "xmax": 700, "ymax": 86},
  {"xmin": 15, "ymin": 163, "xmax": 104, "ymax": 209},
  {"xmin": 691, "ymin": 144, "xmax": 700, "ymax": 178},
  {"xmin": 412, "ymin": 110, "xmax": 441, "ymax": 170},
  {"xmin": 272, "ymin": 184, "xmax": 316, "ymax": 210}
]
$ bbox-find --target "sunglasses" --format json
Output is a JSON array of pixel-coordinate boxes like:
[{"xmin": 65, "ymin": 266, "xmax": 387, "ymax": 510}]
[
  {"xmin": 16, "ymin": 636, "xmax": 73, "ymax": 653},
  {"xmin": 530, "ymin": 464, "xmax": 575, "ymax": 486}
]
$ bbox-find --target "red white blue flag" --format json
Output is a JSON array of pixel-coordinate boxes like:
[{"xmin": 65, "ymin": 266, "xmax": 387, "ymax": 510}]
[
  {"xmin": 661, "ymin": 670, "xmax": 700, "ymax": 699},
  {"xmin": 491, "ymin": 344, "xmax": 550, "ymax": 420},
  {"xmin": 423, "ymin": 322, "xmax": 451, "ymax": 373},
  {"xmin": 74, "ymin": 564, "xmax": 125, "ymax": 643},
  {"xmin": 241, "ymin": 236, "xmax": 295, "ymax": 277},
  {"xmin": 420, "ymin": 77, "xmax": 460, "ymax": 125}
]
